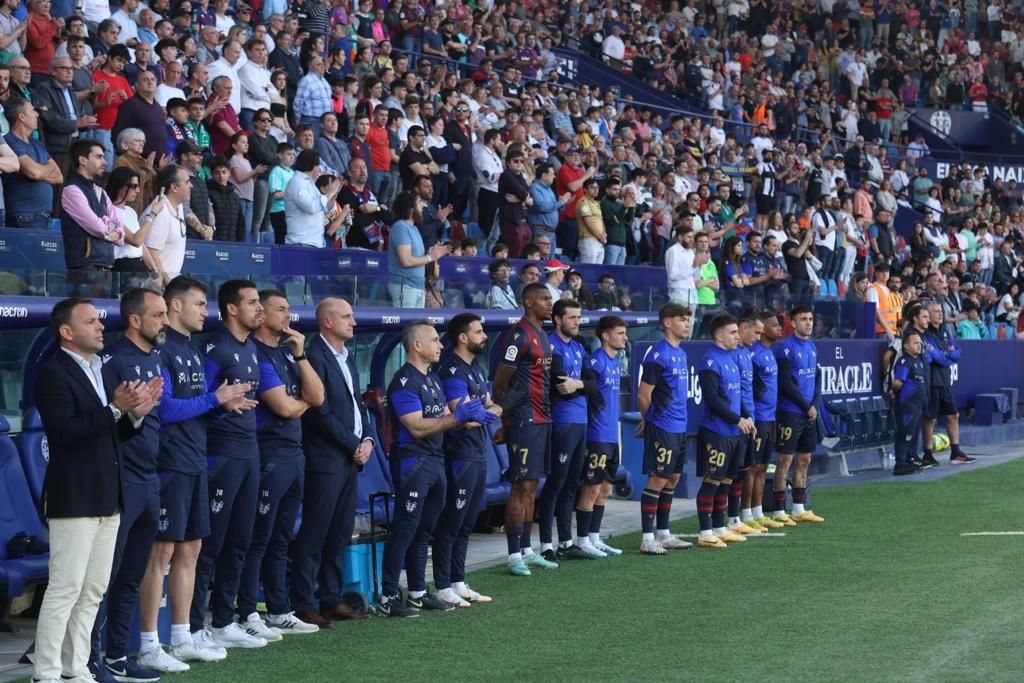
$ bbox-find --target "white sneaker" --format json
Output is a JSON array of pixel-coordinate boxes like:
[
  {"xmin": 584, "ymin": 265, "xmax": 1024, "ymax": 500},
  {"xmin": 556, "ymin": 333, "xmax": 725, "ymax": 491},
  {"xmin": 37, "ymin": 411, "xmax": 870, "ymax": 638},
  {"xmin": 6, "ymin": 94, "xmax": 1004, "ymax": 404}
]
[
  {"xmin": 138, "ymin": 646, "xmax": 191, "ymax": 673},
  {"xmin": 658, "ymin": 535, "xmax": 694, "ymax": 550},
  {"xmin": 578, "ymin": 539, "xmax": 607, "ymax": 558},
  {"xmin": 266, "ymin": 611, "xmax": 319, "ymax": 634},
  {"xmin": 243, "ymin": 613, "xmax": 283, "ymax": 642},
  {"xmin": 593, "ymin": 538, "xmax": 623, "ymax": 555},
  {"xmin": 455, "ymin": 584, "xmax": 492, "ymax": 604},
  {"xmin": 172, "ymin": 629, "xmax": 228, "ymax": 662},
  {"xmin": 436, "ymin": 587, "xmax": 471, "ymax": 608},
  {"xmin": 210, "ymin": 622, "xmax": 267, "ymax": 649}
]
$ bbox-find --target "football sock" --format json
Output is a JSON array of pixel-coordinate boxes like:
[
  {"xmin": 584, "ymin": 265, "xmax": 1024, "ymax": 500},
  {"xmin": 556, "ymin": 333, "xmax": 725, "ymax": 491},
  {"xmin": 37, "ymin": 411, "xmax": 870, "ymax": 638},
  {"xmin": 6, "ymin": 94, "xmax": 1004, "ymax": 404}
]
[
  {"xmin": 506, "ymin": 524, "xmax": 523, "ymax": 556},
  {"xmin": 576, "ymin": 507, "xmax": 593, "ymax": 540},
  {"xmin": 541, "ymin": 542, "xmax": 553, "ymax": 553},
  {"xmin": 591, "ymin": 504, "xmax": 605, "ymax": 534},
  {"xmin": 520, "ymin": 522, "xmax": 533, "ymax": 551},
  {"xmin": 559, "ymin": 540, "xmax": 573, "ymax": 549},
  {"xmin": 640, "ymin": 487, "xmax": 660, "ymax": 534},
  {"xmin": 642, "ymin": 532, "xmax": 655, "ymax": 542},
  {"xmin": 924, "ymin": 449, "xmax": 933, "ymax": 460},
  {"xmin": 696, "ymin": 481, "xmax": 716, "ymax": 532},
  {"xmin": 656, "ymin": 529, "xmax": 671, "ymax": 539},
  {"xmin": 170, "ymin": 624, "xmax": 190, "ymax": 649},
  {"xmin": 951, "ymin": 442, "xmax": 963, "ymax": 455},
  {"xmin": 712, "ymin": 483, "xmax": 729, "ymax": 529},
  {"xmin": 753, "ymin": 504, "xmax": 764, "ymax": 519},
  {"xmin": 508, "ymin": 552, "xmax": 522, "ymax": 564},
  {"xmin": 727, "ymin": 474, "xmax": 744, "ymax": 518},
  {"xmin": 773, "ymin": 489, "xmax": 788, "ymax": 514},
  {"xmin": 453, "ymin": 581, "xmax": 467, "ymax": 592},
  {"xmin": 656, "ymin": 487, "xmax": 675, "ymax": 530},
  {"xmin": 409, "ymin": 590, "xmax": 425, "ymax": 599},
  {"xmin": 140, "ymin": 630, "xmax": 161, "ymax": 654},
  {"xmin": 792, "ymin": 486, "xmax": 807, "ymax": 514},
  {"xmin": 588, "ymin": 532, "xmax": 602, "ymax": 545},
  {"xmin": 741, "ymin": 508, "xmax": 754, "ymax": 522}
]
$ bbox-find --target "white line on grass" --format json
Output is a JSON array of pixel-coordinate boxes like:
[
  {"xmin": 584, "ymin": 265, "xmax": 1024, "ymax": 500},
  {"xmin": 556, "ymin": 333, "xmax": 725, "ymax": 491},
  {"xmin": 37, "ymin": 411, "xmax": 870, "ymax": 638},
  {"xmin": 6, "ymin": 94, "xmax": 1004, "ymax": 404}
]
[
  {"xmin": 675, "ymin": 533, "xmax": 787, "ymax": 538},
  {"xmin": 960, "ymin": 531, "xmax": 1024, "ymax": 536}
]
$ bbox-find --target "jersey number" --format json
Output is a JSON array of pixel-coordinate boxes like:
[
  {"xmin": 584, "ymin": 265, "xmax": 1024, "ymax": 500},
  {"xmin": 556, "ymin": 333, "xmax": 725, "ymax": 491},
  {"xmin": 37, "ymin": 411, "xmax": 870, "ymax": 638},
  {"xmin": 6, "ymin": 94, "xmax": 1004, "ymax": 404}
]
[
  {"xmin": 517, "ymin": 446, "xmax": 529, "ymax": 466},
  {"xmin": 656, "ymin": 447, "xmax": 672, "ymax": 464},
  {"xmin": 589, "ymin": 453, "xmax": 608, "ymax": 470},
  {"xmin": 755, "ymin": 438, "xmax": 763, "ymax": 453},
  {"xmin": 779, "ymin": 426, "xmax": 793, "ymax": 442},
  {"xmin": 707, "ymin": 448, "xmax": 726, "ymax": 467}
]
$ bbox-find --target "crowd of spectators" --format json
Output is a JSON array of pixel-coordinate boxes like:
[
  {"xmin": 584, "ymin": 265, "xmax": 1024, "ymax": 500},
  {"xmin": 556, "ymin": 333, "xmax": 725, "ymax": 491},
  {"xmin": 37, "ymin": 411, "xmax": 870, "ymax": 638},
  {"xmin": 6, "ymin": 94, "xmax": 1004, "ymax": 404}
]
[{"xmin": 0, "ymin": 0, "xmax": 1023, "ymax": 335}]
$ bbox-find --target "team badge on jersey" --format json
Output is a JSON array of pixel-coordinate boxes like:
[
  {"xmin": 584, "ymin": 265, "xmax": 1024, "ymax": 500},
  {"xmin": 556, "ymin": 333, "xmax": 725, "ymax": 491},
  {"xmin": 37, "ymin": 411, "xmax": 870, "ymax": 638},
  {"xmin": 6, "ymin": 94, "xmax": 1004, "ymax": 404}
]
[{"xmin": 505, "ymin": 345, "xmax": 518, "ymax": 361}]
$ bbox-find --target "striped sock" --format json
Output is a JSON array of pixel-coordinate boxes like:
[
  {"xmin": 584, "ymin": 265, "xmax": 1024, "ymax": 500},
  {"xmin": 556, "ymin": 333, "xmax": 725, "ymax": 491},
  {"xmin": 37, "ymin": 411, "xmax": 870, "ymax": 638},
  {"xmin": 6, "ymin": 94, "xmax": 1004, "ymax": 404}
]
[
  {"xmin": 640, "ymin": 487, "xmax": 660, "ymax": 534},
  {"xmin": 696, "ymin": 481, "xmax": 716, "ymax": 532}
]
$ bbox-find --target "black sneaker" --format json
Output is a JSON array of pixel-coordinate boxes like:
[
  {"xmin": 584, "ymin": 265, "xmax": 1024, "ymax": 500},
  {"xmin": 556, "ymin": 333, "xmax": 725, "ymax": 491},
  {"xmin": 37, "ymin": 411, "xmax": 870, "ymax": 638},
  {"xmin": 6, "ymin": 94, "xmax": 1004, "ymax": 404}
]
[
  {"xmin": 908, "ymin": 456, "xmax": 924, "ymax": 469},
  {"xmin": 920, "ymin": 453, "xmax": 939, "ymax": 469},
  {"xmin": 893, "ymin": 463, "xmax": 920, "ymax": 476},
  {"xmin": 949, "ymin": 452, "xmax": 977, "ymax": 465},
  {"xmin": 407, "ymin": 592, "xmax": 455, "ymax": 611},
  {"xmin": 561, "ymin": 544, "xmax": 597, "ymax": 560},
  {"xmin": 105, "ymin": 656, "xmax": 161, "ymax": 683},
  {"xmin": 540, "ymin": 549, "xmax": 561, "ymax": 566},
  {"xmin": 380, "ymin": 594, "xmax": 419, "ymax": 618}
]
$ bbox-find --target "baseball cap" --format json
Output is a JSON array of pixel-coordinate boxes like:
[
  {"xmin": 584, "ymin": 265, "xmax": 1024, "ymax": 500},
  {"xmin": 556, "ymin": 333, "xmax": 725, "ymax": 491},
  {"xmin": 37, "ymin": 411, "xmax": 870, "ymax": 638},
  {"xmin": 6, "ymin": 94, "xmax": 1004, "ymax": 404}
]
[{"xmin": 544, "ymin": 259, "xmax": 570, "ymax": 272}]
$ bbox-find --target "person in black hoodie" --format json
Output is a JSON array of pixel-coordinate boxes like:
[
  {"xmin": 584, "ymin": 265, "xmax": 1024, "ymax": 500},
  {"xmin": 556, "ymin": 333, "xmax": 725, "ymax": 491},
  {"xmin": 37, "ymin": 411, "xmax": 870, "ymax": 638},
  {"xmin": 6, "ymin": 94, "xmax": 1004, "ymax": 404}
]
[{"xmin": 207, "ymin": 156, "xmax": 245, "ymax": 242}]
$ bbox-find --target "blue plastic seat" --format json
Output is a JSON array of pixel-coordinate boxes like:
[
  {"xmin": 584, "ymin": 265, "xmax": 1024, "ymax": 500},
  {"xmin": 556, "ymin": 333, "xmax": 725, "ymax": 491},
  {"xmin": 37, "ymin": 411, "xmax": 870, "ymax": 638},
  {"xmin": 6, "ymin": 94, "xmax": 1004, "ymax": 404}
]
[
  {"xmin": 859, "ymin": 397, "xmax": 880, "ymax": 447},
  {"xmin": 871, "ymin": 396, "xmax": 894, "ymax": 441},
  {"xmin": 845, "ymin": 398, "xmax": 867, "ymax": 449},
  {"xmin": 483, "ymin": 422, "xmax": 510, "ymax": 508},
  {"xmin": 16, "ymin": 407, "xmax": 47, "ymax": 514},
  {"xmin": 0, "ymin": 415, "xmax": 49, "ymax": 610}
]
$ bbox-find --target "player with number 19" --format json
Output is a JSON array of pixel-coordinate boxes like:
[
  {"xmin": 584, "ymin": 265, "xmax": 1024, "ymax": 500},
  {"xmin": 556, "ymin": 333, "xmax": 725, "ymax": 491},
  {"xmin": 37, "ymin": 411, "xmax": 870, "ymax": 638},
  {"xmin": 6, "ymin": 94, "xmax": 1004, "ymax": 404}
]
[{"xmin": 726, "ymin": 316, "xmax": 763, "ymax": 536}]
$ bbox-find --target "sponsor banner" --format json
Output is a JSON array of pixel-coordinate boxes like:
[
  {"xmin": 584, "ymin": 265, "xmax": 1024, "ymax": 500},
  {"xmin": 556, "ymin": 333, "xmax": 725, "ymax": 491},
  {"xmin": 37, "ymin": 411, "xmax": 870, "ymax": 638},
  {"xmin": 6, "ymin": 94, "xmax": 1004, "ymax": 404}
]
[{"xmin": 917, "ymin": 157, "xmax": 1024, "ymax": 185}]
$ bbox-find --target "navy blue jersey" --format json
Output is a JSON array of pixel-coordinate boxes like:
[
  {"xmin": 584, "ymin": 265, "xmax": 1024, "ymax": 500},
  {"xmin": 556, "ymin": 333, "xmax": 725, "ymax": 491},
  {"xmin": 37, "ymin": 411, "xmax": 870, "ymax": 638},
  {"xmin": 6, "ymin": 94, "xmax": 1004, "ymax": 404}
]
[
  {"xmin": 389, "ymin": 362, "xmax": 447, "ymax": 459},
  {"xmin": 923, "ymin": 326, "xmax": 960, "ymax": 387},
  {"xmin": 440, "ymin": 354, "xmax": 489, "ymax": 462},
  {"xmin": 698, "ymin": 346, "xmax": 743, "ymax": 437},
  {"xmin": 586, "ymin": 347, "xmax": 621, "ymax": 443},
  {"xmin": 550, "ymin": 333, "xmax": 588, "ymax": 425},
  {"xmin": 158, "ymin": 327, "xmax": 218, "ymax": 474},
  {"xmin": 734, "ymin": 344, "xmax": 755, "ymax": 418},
  {"xmin": 254, "ymin": 339, "xmax": 303, "ymax": 462},
  {"xmin": 750, "ymin": 340, "xmax": 778, "ymax": 421},
  {"xmin": 894, "ymin": 353, "xmax": 930, "ymax": 409},
  {"xmin": 497, "ymin": 318, "xmax": 552, "ymax": 425},
  {"xmin": 774, "ymin": 335, "xmax": 818, "ymax": 414},
  {"xmin": 102, "ymin": 336, "xmax": 162, "ymax": 484},
  {"xmin": 203, "ymin": 329, "xmax": 260, "ymax": 458},
  {"xmin": 640, "ymin": 338, "xmax": 688, "ymax": 433}
]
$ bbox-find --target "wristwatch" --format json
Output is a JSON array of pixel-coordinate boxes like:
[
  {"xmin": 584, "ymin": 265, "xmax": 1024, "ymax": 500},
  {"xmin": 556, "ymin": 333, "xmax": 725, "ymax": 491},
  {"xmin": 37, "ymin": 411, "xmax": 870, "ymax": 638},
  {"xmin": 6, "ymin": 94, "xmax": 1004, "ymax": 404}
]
[{"xmin": 108, "ymin": 403, "xmax": 123, "ymax": 421}]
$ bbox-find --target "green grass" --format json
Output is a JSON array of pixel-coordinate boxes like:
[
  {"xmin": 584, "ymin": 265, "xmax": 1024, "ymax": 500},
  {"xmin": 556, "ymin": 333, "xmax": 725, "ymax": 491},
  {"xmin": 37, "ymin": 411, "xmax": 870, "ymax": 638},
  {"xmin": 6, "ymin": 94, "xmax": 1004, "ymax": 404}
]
[{"xmin": 180, "ymin": 461, "xmax": 1024, "ymax": 682}]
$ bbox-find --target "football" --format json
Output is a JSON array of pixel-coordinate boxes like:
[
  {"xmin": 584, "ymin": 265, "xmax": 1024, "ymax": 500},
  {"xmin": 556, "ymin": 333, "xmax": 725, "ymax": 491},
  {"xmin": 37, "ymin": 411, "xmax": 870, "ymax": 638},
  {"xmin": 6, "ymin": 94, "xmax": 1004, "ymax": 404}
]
[{"xmin": 932, "ymin": 433, "xmax": 951, "ymax": 452}]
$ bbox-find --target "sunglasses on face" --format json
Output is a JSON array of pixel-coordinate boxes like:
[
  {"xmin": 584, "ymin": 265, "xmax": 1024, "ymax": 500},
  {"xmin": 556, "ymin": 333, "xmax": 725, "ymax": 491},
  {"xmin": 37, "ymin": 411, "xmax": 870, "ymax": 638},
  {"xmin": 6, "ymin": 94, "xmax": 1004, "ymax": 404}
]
[{"xmin": 256, "ymin": 117, "xmax": 272, "ymax": 122}]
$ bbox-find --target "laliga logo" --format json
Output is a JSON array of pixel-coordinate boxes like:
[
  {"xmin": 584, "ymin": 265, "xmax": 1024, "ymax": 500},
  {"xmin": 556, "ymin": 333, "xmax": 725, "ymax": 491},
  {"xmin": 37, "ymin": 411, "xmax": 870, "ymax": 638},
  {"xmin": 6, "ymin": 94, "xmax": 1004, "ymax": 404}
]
[{"xmin": 929, "ymin": 111, "xmax": 952, "ymax": 137}]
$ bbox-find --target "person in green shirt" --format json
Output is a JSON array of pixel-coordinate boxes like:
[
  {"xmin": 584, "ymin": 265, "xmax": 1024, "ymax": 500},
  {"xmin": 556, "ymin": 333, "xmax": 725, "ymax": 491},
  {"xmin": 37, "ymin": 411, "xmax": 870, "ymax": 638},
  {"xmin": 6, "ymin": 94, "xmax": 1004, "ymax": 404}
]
[
  {"xmin": 267, "ymin": 142, "xmax": 296, "ymax": 245},
  {"xmin": 693, "ymin": 231, "xmax": 720, "ymax": 338},
  {"xmin": 958, "ymin": 222, "xmax": 978, "ymax": 263},
  {"xmin": 956, "ymin": 302, "xmax": 988, "ymax": 339},
  {"xmin": 600, "ymin": 177, "xmax": 635, "ymax": 266},
  {"xmin": 186, "ymin": 97, "xmax": 212, "ymax": 156}
]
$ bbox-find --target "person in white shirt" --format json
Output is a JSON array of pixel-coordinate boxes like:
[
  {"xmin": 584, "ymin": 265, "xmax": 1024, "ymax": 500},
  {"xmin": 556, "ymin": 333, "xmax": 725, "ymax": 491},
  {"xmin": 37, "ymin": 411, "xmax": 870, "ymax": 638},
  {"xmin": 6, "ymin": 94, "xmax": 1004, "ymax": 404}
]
[
  {"xmin": 602, "ymin": 25, "xmax": 626, "ymax": 63},
  {"xmin": 82, "ymin": 0, "xmax": 111, "ymax": 27},
  {"xmin": 665, "ymin": 224, "xmax": 698, "ymax": 309},
  {"xmin": 750, "ymin": 124, "xmax": 773, "ymax": 161},
  {"xmin": 284, "ymin": 149, "xmax": 340, "ymax": 248},
  {"xmin": 238, "ymin": 39, "xmax": 274, "ymax": 131},
  {"xmin": 846, "ymin": 57, "xmax": 868, "ymax": 102},
  {"xmin": 812, "ymin": 195, "xmax": 840, "ymax": 293},
  {"xmin": 472, "ymin": 129, "xmax": 504, "ymax": 244},
  {"xmin": 111, "ymin": 0, "xmax": 140, "ymax": 48},
  {"xmin": 206, "ymin": 40, "xmax": 246, "ymax": 115},
  {"xmin": 144, "ymin": 165, "xmax": 191, "ymax": 286},
  {"xmin": 155, "ymin": 61, "xmax": 186, "ymax": 107}
]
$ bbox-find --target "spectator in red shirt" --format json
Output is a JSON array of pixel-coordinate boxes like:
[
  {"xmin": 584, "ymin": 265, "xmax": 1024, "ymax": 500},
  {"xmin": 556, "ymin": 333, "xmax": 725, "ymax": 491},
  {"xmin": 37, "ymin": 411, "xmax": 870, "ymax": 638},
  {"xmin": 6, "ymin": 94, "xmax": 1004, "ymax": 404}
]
[
  {"xmin": 969, "ymin": 77, "xmax": 989, "ymax": 113},
  {"xmin": 25, "ymin": 0, "xmax": 63, "ymax": 85},
  {"xmin": 92, "ymin": 44, "xmax": 133, "ymax": 172},
  {"xmin": 366, "ymin": 105, "xmax": 391, "ymax": 201},
  {"xmin": 554, "ymin": 147, "xmax": 594, "ymax": 261},
  {"xmin": 206, "ymin": 74, "xmax": 241, "ymax": 156}
]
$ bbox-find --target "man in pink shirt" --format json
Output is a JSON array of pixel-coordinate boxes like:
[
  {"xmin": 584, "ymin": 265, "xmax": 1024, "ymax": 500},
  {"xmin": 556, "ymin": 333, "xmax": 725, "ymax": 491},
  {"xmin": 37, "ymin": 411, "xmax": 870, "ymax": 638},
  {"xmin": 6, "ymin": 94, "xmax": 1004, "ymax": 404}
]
[{"xmin": 60, "ymin": 139, "xmax": 126, "ymax": 272}]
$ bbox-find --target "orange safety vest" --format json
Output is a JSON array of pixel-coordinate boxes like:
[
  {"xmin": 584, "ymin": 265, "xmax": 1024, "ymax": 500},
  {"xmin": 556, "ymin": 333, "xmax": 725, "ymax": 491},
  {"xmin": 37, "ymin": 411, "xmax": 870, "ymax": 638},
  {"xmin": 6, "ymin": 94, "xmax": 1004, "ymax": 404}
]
[
  {"xmin": 752, "ymin": 103, "xmax": 775, "ymax": 130},
  {"xmin": 869, "ymin": 282, "xmax": 898, "ymax": 335}
]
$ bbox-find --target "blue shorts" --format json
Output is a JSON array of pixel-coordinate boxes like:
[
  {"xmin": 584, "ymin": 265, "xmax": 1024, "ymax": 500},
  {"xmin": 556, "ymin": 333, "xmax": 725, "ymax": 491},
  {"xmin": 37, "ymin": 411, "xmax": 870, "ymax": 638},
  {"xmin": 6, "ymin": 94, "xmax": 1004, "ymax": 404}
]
[
  {"xmin": 156, "ymin": 470, "xmax": 210, "ymax": 542},
  {"xmin": 504, "ymin": 423, "xmax": 551, "ymax": 482},
  {"xmin": 583, "ymin": 441, "xmax": 620, "ymax": 485},
  {"xmin": 643, "ymin": 425, "xmax": 685, "ymax": 477},
  {"xmin": 697, "ymin": 427, "xmax": 744, "ymax": 481}
]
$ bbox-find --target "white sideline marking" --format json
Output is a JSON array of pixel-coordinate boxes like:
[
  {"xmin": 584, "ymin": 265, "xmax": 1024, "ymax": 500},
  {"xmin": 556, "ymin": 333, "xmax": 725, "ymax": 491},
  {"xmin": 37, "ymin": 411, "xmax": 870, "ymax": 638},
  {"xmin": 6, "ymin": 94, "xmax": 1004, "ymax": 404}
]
[
  {"xmin": 675, "ymin": 533, "xmax": 787, "ymax": 538},
  {"xmin": 960, "ymin": 531, "xmax": 1024, "ymax": 536}
]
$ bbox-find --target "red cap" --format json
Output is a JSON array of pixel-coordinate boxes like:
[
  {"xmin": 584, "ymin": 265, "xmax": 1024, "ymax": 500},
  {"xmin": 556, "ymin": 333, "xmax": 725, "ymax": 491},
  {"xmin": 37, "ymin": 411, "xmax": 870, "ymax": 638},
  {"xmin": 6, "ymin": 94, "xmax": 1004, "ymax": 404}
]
[{"xmin": 544, "ymin": 259, "xmax": 570, "ymax": 272}]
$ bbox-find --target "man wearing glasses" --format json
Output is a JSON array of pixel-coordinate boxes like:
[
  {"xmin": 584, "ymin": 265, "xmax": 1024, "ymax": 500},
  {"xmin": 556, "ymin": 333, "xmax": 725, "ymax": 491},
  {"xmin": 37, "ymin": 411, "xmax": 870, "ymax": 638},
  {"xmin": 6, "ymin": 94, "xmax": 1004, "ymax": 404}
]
[
  {"xmin": 442, "ymin": 101, "xmax": 473, "ymax": 218},
  {"xmin": 144, "ymin": 165, "xmax": 193, "ymax": 287},
  {"xmin": 35, "ymin": 57, "xmax": 98, "ymax": 207}
]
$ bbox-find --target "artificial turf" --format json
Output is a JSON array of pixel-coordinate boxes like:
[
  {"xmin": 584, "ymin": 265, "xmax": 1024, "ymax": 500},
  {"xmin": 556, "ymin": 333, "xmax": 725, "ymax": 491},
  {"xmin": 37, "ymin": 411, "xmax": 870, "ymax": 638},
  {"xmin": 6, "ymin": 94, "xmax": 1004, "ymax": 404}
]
[{"xmin": 158, "ymin": 460, "xmax": 1024, "ymax": 682}]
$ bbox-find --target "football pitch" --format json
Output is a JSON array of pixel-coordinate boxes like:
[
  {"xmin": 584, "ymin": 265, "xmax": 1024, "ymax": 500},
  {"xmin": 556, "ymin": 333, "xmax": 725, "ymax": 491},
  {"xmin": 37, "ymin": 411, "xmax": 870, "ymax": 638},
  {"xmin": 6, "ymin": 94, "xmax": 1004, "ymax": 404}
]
[{"xmin": 180, "ymin": 460, "xmax": 1024, "ymax": 682}]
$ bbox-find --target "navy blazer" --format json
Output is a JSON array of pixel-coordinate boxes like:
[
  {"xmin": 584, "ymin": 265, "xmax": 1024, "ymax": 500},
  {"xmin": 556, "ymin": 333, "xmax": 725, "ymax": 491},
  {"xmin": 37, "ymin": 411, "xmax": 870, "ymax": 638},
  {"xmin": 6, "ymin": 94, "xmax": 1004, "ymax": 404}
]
[
  {"xmin": 34, "ymin": 350, "xmax": 138, "ymax": 519},
  {"xmin": 301, "ymin": 335, "xmax": 371, "ymax": 474}
]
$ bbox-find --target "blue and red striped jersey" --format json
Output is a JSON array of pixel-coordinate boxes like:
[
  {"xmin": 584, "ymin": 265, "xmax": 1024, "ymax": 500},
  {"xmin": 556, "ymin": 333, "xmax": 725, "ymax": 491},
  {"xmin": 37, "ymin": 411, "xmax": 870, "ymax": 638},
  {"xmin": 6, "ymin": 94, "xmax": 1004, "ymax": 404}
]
[{"xmin": 497, "ymin": 317, "xmax": 552, "ymax": 425}]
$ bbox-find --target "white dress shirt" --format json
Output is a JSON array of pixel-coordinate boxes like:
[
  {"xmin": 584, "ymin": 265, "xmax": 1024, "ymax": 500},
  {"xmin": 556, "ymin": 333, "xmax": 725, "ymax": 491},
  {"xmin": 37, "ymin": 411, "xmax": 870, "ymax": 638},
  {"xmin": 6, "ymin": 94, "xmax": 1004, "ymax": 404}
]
[
  {"xmin": 320, "ymin": 335, "xmax": 364, "ymax": 441},
  {"xmin": 284, "ymin": 172, "xmax": 326, "ymax": 248},
  {"xmin": 238, "ymin": 60, "xmax": 274, "ymax": 112}
]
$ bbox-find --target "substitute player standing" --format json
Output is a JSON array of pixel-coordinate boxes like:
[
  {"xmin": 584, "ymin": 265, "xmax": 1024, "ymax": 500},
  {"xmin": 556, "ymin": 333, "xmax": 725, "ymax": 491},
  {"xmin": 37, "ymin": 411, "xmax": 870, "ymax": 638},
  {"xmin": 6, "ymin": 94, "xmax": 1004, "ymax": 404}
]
[
  {"xmin": 492, "ymin": 283, "xmax": 554, "ymax": 576},
  {"xmin": 922, "ymin": 302, "xmax": 975, "ymax": 466},
  {"xmin": 743, "ymin": 311, "xmax": 784, "ymax": 530},
  {"xmin": 726, "ymin": 316, "xmax": 763, "ymax": 535},
  {"xmin": 235, "ymin": 291, "xmax": 325, "ymax": 638},
  {"xmin": 433, "ymin": 313, "xmax": 501, "ymax": 607},
  {"xmin": 539, "ymin": 299, "xmax": 594, "ymax": 564},
  {"xmin": 892, "ymin": 330, "xmax": 929, "ymax": 476},
  {"xmin": 635, "ymin": 303, "xmax": 693, "ymax": 555},
  {"xmin": 575, "ymin": 315, "xmax": 629, "ymax": 557},
  {"xmin": 695, "ymin": 315, "xmax": 756, "ymax": 548},
  {"xmin": 380, "ymin": 321, "xmax": 497, "ymax": 617},
  {"xmin": 772, "ymin": 305, "xmax": 824, "ymax": 524}
]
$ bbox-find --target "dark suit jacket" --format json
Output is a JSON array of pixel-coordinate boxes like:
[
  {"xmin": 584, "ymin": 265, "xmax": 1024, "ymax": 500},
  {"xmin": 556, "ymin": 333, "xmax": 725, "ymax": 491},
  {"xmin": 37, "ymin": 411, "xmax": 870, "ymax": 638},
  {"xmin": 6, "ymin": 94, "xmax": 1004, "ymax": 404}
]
[
  {"xmin": 443, "ymin": 119, "xmax": 473, "ymax": 177},
  {"xmin": 34, "ymin": 78, "xmax": 85, "ymax": 154},
  {"xmin": 34, "ymin": 350, "xmax": 138, "ymax": 519},
  {"xmin": 992, "ymin": 252, "xmax": 1017, "ymax": 295},
  {"xmin": 301, "ymin": 335, "xmax": 371, "ymax": 474}
]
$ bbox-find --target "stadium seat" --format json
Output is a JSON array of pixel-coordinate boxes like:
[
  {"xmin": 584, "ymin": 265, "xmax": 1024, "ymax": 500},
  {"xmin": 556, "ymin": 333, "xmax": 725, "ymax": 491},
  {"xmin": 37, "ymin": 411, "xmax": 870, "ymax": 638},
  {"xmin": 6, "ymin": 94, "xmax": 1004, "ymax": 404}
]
[
  {"xmin": 483, "ymin": 421, "xmax": 510, "ymax": 508},
  {"xmin": 0, "ymin": 415, "xmax": 49, "ymax": 619},
  {"xmin": 363, "ymin": 388, "xmax": 394, "ymax": 458},
  {"xmin": 845, "ymin": 398, "xmax": 868, "ymax": 450},
  {"xmin": 998, "ymin": 387, "xmax": 1019, "ymax": 421},
  {"xmin": 16, "ymin": 407, "xmax": 47, "ymax": 514},
  {"xmin": 871, "ymin": 396, "xmax": 894, "ymax": 442},
  {"xmin": 974, "ymin": 393, "xmax": 1008, "ymax": 427},
  {"xmin": 859, "ymin": 397, "xmax": 881, "ymax": 447}
]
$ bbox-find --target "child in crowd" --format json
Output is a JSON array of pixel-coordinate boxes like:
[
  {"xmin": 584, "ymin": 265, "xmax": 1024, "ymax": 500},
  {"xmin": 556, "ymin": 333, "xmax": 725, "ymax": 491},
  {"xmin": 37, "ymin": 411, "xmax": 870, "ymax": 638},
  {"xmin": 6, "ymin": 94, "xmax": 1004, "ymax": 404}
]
[
  {"xmin": 268, "ymin": 143, "xmax": 296, "ymax": 245},
  {"xmin": 208, "ymin": 155, "xmax": 246, "ymax": 242}
]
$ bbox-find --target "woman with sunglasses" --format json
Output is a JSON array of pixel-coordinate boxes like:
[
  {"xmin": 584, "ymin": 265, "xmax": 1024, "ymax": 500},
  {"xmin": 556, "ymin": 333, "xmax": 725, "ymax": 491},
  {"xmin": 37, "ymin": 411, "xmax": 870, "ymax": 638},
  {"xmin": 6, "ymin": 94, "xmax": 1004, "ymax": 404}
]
[
  {"xmin": 248, "ymin": 108, "xmax": 279, "ymax": 241},
  {"xmin": 107, "ymin": 167, "xmax": 165, "ymax": 274}
]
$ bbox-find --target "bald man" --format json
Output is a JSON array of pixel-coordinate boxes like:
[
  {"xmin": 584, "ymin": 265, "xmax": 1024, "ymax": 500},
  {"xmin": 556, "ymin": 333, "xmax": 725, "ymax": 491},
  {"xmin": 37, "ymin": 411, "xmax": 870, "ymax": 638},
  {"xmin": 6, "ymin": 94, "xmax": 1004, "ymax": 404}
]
[{"xmin": 289, "ymin": 298, "xmax": 375, "ymax": 628}]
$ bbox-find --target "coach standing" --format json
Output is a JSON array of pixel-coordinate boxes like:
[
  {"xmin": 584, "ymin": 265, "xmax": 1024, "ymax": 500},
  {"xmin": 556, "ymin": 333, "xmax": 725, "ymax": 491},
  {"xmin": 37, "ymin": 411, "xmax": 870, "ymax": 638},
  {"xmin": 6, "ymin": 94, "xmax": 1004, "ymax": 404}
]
[
  {"xmin": 292, "ymin": 297, "xmax": 373, "ymax": 628},
  {"xmin": 33, "ymin": 297, "xmax": 160, "ymax": 683}
]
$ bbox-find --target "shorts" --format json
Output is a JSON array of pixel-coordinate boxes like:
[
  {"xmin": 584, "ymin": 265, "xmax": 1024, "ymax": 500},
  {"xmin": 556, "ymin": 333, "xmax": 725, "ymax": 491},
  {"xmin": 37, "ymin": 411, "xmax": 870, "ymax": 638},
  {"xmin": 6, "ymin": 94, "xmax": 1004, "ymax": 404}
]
[
  {"xmin": 643, "ymin": 425, "xmax": 685, "ymax": 478},
  {"xmin": 697, "ymin": 427, "xmax": 745, "ymax": 481},
  {"xmin": 753, "ymin": 420, "xmax": 776, "ymax": 465},
  {"xmin": 156, "ymin": 470, "xmax": 211, "ymax": 542},
  {"xmin": 776, "ymin": 410, "xmax": 818, "ymax": 455},
  {"xmin": 756, "ymin": 193, "xmax": 774, "ymax": 215},
  {"xmin": 503, "ymin": 423, "xmax": 551, "ymax": 482},
  {"xmin": 582, "ymin": 441, "xmax": 620, "ymax": 485},
  {"xmin": 926, "ymin": 385, "xmax": 958, "ymax": 418}
]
